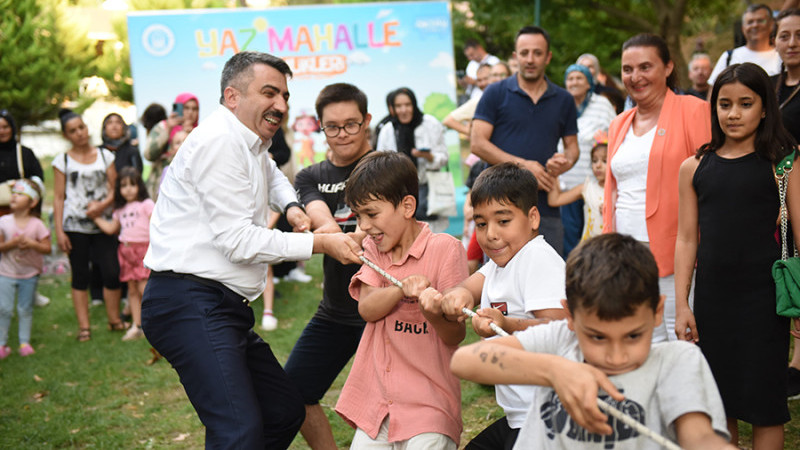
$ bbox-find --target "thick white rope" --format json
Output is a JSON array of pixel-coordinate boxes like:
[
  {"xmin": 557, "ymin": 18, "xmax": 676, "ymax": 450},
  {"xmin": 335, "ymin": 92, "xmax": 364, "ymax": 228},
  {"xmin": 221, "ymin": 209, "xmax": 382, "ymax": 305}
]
[
  {"xmin": 359, "ymin": 254, "xmax": 684, "ymax": 450},
  {"xmin": 596, "ymin": 399, "xmax": 683, "ymax": 450},
  {"xmin": 358, "ymin": 255, "xmax": 510, "ymax": 337}
]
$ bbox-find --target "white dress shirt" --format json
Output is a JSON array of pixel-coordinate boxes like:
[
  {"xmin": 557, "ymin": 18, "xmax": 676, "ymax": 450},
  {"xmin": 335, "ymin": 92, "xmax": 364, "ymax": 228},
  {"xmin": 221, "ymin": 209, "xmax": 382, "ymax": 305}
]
[{"xmin": 144, "ymin": 105, "xmax": 313, "ymax": 300}]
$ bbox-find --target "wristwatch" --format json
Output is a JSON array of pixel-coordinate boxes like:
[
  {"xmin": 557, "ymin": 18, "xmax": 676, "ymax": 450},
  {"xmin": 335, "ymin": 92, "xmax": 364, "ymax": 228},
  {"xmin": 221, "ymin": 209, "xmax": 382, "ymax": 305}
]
[{"xmin": 284, "ymin": 201, "xmax": 306, "ymax": 215}]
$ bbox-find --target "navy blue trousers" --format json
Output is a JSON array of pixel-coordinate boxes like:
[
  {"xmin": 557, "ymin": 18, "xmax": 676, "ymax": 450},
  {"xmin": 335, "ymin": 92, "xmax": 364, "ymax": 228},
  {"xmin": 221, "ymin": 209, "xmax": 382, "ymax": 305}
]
[{"xmin": 141, "ymin": 274, "xmax": 304, "ymax": 449}]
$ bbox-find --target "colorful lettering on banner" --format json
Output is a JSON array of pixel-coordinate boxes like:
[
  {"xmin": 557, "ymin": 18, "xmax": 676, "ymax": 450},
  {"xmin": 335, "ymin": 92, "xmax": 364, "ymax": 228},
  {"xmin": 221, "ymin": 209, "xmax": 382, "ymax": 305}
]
[
  {"xmin": 194, "ymin": 18, "xmax": 402, "ymax": 74},
  {"xmin": 284, "ymin": 55, "xmax": 347, "ymax": 79}
]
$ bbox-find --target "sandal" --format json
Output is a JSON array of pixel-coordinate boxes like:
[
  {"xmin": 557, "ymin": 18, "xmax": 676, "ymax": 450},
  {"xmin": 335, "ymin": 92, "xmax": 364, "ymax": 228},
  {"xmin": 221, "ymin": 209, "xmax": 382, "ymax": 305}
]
[
  {"xmin": 108, "ymin": 321, "xmax": 129, "ymax": 332},
  {"xmin": 77, "ymin": 328, "xmax": 91, "ymax": 342}
]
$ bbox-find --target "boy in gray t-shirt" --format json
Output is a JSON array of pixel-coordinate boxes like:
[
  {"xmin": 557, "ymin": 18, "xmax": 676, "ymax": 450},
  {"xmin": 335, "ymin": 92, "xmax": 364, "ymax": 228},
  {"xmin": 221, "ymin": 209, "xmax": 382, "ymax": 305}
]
[{"xmin": 451, "ymin": 234, "xmax": 736, "ymax": 450}]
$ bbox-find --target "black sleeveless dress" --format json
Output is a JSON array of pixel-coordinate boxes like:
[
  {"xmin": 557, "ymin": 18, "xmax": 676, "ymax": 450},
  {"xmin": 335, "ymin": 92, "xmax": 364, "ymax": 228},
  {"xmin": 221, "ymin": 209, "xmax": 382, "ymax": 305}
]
[{"xmin": 693, "ymin": 151, "xmax": 789, "ymax": 425}]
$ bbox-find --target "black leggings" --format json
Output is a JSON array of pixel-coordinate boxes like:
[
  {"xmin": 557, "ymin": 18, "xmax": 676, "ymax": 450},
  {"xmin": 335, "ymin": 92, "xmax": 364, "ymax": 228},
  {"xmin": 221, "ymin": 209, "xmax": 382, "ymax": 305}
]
[{"xmin": 66, "ymin": 232, "xmax": 121, "ymax": 291}]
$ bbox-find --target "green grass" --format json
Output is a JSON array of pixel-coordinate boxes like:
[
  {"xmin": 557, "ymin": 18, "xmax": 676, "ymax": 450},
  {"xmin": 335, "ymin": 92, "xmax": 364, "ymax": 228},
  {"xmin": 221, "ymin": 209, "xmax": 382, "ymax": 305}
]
[
  {"xmin": 2, "ymin": 258, "xmax": 799, "ymax": 449},
  {"xmin": 0, "ymin": 257, "xmax": 498, "ymax": 449},
  {"xmin": 3, "ymin": 149, "xmax": 800, "ymax": 450}
]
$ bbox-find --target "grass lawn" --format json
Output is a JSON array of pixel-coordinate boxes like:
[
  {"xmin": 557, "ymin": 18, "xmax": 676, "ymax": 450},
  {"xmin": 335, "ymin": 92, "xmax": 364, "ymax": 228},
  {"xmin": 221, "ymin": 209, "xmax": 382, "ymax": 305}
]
[
  {"xmin": 0, "ymin": 256, "xmax": 798, "ymax": 449},
  {"xmin": 2, "ymin": 156, "xmax": 799, "ymax": 448}
]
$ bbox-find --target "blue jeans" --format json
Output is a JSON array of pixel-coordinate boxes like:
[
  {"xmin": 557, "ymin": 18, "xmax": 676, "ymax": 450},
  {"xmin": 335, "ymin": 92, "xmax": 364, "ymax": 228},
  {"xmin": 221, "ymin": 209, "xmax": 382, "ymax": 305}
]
[
  {"xmin": 0, "ymin": 275, "xmax": 39, "ymax": 346},
  {"xmin": 141, "ymin": 274, "xmax": 305, "ymax": 449}
]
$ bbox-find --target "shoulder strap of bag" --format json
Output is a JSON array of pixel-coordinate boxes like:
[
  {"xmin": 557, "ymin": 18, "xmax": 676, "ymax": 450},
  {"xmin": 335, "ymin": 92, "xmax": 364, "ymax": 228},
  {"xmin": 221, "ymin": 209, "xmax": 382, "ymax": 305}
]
[
  {"xmin": 777, "ymin": 150, "xmax": 797, "ymax": 261},
  {"xmin": 16, "ymin": 143, "xmax": 23, "ymax": 179},
  {"xmin": 725, "ymin": 49, "xmax": 734, "ymax": 67}
]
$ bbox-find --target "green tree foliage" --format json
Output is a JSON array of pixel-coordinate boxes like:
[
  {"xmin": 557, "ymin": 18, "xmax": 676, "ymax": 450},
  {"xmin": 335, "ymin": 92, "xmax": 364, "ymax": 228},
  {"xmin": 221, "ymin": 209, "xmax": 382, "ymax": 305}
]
[
  {"xmin": 454, "ymin": 0, "xmax": 734, "ymax": 90},
  {"xmin": 423, "ymin": 93, "xmax": 457, "ymax": 122},
  {"xmin": 0, "ymin": 0, "xmax": 95, "ymax": 127}
]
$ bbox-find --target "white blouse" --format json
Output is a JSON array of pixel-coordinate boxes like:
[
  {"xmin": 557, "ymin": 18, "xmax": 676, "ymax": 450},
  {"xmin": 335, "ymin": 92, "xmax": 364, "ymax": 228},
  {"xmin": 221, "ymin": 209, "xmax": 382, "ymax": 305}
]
[{"xmin": 610, "ymin": 125, "xmax": 655, "ymax": 242}]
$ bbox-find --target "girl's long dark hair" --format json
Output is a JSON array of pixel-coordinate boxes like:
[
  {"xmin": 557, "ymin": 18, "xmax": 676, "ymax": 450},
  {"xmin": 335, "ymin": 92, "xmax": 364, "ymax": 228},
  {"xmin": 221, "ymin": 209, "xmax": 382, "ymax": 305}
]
[
  {"xmin": 697, "ymin": 63, "xmax": 797, "ymax": 163},
  {"xmin": 114, "ymin": 167, "xmax": 149, "ymax": 210}
]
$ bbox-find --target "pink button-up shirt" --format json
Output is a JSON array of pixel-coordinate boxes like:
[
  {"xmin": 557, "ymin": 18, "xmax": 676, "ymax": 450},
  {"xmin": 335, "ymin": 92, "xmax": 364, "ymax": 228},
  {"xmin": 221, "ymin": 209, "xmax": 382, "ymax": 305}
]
[{"xmin": 336, "ymin": 223, "xmax": 468, "ymax": 444}]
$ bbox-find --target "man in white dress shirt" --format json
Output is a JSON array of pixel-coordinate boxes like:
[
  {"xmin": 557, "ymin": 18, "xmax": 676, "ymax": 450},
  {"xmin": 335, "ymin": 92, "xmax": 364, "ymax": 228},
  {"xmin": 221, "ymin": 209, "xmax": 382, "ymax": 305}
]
[{"xmin": 141, "ymin": 51, "xmax": 362, "ymax": 449}]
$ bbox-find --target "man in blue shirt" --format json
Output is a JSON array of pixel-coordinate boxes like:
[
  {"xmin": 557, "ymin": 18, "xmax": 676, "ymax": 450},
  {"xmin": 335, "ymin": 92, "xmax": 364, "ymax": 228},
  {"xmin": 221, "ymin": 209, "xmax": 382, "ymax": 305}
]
[{"xmin": 472, "ymin": 26, "xmax": 579, "ymax": 256}]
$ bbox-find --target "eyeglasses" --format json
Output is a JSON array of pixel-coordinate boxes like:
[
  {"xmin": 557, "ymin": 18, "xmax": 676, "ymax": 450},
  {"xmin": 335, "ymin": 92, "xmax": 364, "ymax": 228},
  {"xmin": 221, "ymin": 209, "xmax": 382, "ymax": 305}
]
[{"xmin": 320, "ymin": 121, "xmax": 363, "ymax": 138}]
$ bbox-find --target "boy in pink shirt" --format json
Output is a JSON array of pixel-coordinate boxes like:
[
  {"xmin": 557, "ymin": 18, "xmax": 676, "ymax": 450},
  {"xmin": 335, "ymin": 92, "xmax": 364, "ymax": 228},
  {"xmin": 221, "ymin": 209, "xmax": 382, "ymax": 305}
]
[{"xmin": 335, "ymin": 152, "xmax": 468, "ymax": 448}]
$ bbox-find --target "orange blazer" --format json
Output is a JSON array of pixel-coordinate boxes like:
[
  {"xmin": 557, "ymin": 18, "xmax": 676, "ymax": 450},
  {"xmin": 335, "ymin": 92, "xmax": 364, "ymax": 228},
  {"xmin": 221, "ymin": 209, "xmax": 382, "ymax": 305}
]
[{"xmin": 603, "ymin": 90, "xmax": 711, "ymax": 277}]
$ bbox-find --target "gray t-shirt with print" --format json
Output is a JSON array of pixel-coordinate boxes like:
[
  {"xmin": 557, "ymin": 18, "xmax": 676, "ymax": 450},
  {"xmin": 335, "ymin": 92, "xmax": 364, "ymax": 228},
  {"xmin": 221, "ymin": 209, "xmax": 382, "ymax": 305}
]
[{"xmin": 513, "ymin": 320, "xmax": 729, "ymax": 450}]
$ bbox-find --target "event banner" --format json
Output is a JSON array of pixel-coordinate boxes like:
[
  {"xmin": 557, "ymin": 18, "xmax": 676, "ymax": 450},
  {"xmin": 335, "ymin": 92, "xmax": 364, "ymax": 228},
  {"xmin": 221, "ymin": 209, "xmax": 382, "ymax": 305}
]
[{"xmin": 127, "ymin": 1, "xmax": 457, "ymax": 167}]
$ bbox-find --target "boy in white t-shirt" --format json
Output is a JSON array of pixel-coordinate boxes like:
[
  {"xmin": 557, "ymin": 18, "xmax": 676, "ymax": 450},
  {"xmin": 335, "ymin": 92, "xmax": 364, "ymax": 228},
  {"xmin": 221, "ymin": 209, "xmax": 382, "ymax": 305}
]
[
  {"xmin": 451, "ymin": 234, "xmax": 735, "ymax": 450},
  {"xmin": 441, "ymin": 162, "xmax": 567, "ymax": 449}
]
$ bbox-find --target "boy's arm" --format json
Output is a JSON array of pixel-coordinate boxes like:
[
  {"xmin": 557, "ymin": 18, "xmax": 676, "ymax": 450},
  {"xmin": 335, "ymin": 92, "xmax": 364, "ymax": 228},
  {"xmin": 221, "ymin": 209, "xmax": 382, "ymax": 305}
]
[
  {"xmin": 93, "ymin": 216, "xmax": 121, "ymax": 236},
  {"xmin": 472, "ymin": 307, "xmax": 562, "ymax": 336},
  {"xmin": 451, "ymin": 337, "xmax": 624, "ymax": 435},
  {"xmin": 440, "ymin": 271, "xmax": 484, "ymax": 321},
  {"xmin": 547, "ymin": 182, "xmax": 583, "ymax": 207},
  {"xmin": 674, "ymin": 412, "xmax": 737, "ymax": 450},
  {"xmin": 358, "ymin": 274, "xmax": 430, "ymax": 322},
  {"xmin": 419, "ymin": 287, "xmax": 466, "ymax": 346}
]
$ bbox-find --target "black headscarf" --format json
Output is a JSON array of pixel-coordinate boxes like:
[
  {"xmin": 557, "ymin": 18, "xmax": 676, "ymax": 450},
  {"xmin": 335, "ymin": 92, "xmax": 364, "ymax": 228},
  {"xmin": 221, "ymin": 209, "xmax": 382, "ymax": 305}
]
[
  {"xmin": 0, "ymin": 110, "xmax": 17, "ymax": 152},
  {"xmin": 101, "ymin": 112, "xmax": 130, "ymax": 151},
  {"xmin": 389, "ymin": 87, "xmax": 424, "ymax": 165}
]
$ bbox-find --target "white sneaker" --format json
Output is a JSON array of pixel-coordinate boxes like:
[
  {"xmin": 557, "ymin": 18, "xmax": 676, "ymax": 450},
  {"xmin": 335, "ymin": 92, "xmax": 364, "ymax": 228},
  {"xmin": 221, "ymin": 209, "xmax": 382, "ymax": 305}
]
[
  {"xmin": 122, "ymin": 325, "xmax": 145, "ymax": 341},
  {"xmin": 34, "ymin": 293, "xmax": 50, "ymax": 307},
  {"xmin": 283, "ymin": 267, "xmax": 312, "ymax": 283},
  {"xmin": 261, "ymin": 313, "xmax": 278, "ymax": 331}
]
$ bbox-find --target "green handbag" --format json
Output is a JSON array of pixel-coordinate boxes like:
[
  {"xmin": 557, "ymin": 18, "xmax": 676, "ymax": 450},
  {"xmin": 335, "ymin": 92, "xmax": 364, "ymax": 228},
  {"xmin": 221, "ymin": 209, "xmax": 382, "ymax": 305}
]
[{"xmin": 772, "ymin": 150, "xmax": 800, "ymax": 318}]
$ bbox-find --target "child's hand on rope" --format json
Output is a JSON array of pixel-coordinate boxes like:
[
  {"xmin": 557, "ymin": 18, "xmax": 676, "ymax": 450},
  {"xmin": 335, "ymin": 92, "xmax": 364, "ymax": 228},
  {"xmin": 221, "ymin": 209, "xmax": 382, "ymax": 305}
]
[
  {"xmin": 440, "ymin": 288, "xmax": 474, "ymax": 322},
  {"xmin": 472, "ymin": 307, "xmax": 506, "ymax": 337},
  {"xmin": 418, "ymin": 287, "xmax": 443, "ymax": 315},
  {"xmin": 400, "ymin": 275, "xmax": 430, "ymax": 299}
]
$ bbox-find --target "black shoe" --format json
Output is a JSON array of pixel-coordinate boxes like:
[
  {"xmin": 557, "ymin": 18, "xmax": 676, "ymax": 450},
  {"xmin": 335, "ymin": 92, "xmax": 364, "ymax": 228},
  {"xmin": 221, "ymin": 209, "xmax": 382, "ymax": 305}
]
[{"xmin": 788, "ymin": 367, "xmax": 800, "ymax": 400}]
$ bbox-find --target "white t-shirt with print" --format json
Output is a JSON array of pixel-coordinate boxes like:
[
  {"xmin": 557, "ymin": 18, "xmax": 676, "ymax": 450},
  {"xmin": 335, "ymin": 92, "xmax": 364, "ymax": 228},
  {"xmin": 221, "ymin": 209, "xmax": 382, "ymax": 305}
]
[
  {"xmin": 52, "ymin": 149, "xmax": 115, "ymax": 233},
  {"xmin": 478, "ymin": 235, "xmax": 566, "ymax": 428}
]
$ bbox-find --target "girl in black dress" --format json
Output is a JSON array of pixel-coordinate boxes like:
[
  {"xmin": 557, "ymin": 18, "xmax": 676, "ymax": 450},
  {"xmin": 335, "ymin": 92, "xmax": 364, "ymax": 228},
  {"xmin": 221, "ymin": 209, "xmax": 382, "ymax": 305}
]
[{"xmin": 675, "ymin": 63, "xmax": 799, "ymax": 448}]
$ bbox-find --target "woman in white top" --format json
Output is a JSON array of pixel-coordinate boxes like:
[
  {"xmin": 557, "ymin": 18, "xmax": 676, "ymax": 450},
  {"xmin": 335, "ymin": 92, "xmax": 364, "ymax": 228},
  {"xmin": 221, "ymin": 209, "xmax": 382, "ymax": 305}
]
[
  {"xmin": 557, "ymin": 64, "xmax": 617, "ymax": 255},
  {"xmin": 53, "ymin": 109, "xmax": 123, "ymax": 342},
  {"xmin": 376, "ymin": 87, "xmax": 448, "ymax": 223},
  {"xmin": 603, "ymin": 34, "xmax": 711, "ymax": 342}
]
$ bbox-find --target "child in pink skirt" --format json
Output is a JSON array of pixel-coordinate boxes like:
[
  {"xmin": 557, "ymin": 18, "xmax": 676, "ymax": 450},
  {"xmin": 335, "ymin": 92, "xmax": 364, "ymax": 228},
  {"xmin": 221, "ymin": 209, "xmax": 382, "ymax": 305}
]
[{"xmin": 94, "ymin": 167, "xmax": 154, "ymax": 341}]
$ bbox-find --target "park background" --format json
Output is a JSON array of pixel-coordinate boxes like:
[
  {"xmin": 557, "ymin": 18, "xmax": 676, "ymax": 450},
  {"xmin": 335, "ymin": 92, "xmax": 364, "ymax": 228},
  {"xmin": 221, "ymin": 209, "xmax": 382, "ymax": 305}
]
[{"xmin": 2, "ymin": 0, "xmax": 800, "ymax": 448}]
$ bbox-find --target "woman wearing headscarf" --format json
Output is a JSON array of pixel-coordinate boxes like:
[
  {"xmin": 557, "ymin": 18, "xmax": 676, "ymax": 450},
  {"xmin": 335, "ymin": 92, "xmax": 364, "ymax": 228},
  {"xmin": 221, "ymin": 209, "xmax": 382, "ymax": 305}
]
[
  {"xmin": 376, "ymin": 87, "xmax": 448, "ymax": 225},
  {"xmin": 0, "ymin": 110, "xmax": 44, "ymax": 216},
  {"xmin": 143, "ymin": 93, "xmax": 199, "ymax": 199},
  {"xmin": 557, "ymin": 64, "xmax": 617, "ymax": 255},
  {"xmin": 99, "ymin": 112, "xmax": 142, "ymax": 174}
]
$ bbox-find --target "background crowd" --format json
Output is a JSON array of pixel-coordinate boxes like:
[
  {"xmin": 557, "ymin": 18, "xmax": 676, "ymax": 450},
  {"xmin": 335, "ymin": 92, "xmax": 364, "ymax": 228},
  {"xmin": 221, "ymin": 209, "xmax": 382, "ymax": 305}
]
[{"xmin": 1, "ymin": 2, "xmax": 800, "ymax": 449}]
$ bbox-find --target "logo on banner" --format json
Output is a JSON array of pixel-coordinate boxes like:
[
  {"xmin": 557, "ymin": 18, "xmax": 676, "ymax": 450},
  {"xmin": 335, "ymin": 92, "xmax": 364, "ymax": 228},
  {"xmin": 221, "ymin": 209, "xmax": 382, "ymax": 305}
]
[{"xmin": 142, "ymin": 24, "xmax": 175, "ymax": 57}]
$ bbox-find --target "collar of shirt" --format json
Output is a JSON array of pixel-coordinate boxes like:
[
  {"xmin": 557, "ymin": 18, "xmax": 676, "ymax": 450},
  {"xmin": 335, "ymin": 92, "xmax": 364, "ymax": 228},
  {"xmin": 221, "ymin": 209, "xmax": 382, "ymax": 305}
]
[
  {"xmin": 505, "ymin": 75, "xmax": 558, "ymax": 102},
  {"xmin": 218, "ymin": 105, "xmax": 273, "ymax": 157},
  {"xmin": 388, "ymin": 222, "xmax": 432, "ymax": 268}
]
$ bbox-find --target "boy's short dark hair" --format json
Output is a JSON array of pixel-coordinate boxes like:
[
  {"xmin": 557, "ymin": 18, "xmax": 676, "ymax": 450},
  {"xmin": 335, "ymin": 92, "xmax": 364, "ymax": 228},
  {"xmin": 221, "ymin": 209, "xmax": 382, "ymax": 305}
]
[
  {"xmin": 565, "ymin": 233, "xmax": 660, "ymax": 320},
  {"xmin": 470, "ymin": 162, "xmax": 538, "ymax": 214},
  {"xmin": 346, "ymin": 152, "xmax": 418, "ymax": 210},
  {"xmin": 315, "ymin": 83, "xmax": 368, "ymax": 121}
]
